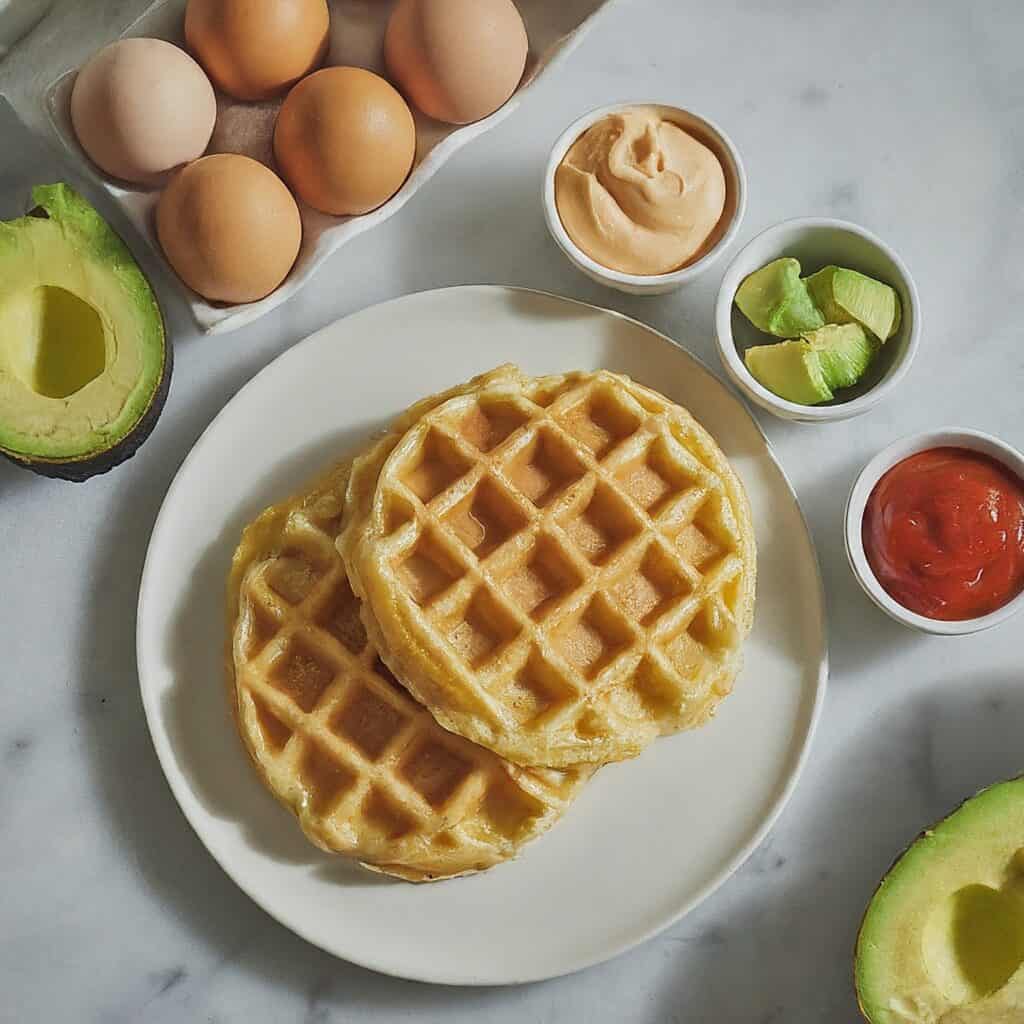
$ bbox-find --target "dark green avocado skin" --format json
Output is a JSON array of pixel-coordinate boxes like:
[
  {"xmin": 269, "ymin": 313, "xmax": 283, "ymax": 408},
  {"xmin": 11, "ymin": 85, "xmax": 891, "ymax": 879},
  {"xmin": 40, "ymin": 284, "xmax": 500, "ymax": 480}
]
[{"xmin": 3, "ymin": 336, "xmax": 172, "ymax": 483}]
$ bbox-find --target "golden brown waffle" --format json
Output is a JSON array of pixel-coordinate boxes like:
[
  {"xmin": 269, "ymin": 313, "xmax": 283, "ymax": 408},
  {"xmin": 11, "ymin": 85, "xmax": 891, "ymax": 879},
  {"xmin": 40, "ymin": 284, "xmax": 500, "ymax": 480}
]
[
  {"xmin": 227, "ymin": 460, "xmax": 591, "ymax": 881},
  {"xmin": 340, "ymin": 366, "xmax": 756, "ymax": 768}
]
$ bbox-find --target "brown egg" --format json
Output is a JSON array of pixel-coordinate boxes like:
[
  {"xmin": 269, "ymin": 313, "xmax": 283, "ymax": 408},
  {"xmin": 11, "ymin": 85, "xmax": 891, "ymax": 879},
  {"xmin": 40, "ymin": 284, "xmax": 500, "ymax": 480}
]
[
  {"xmin": 156, "ymin": 154, "xmax": 301, "ymax": 304},
  {"xmin": 70, "ymin": 38, "xmax": 216, "ymax": 185},
  {"xmin": 185, "ymin": 0, "xmax": 329, "ymax": 101},
  {"xmin": 385, "ymin": 0, "xmax": 528, "ymax": 125},
  {"xmin": 274, "ymin": 67, "xmax": 416, "ymax": 217}
]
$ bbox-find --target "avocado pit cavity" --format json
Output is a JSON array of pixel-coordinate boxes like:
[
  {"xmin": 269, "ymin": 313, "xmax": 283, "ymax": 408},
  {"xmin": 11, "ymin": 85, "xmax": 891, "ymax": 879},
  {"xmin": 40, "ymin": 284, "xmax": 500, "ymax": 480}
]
[
  {"xmin": 922, "ymin": 877, "xmax": 1024, "ymax": 1004},
  {"xmin": 4, "ymin": 285, "xmax": 107, "ymax": 399}
]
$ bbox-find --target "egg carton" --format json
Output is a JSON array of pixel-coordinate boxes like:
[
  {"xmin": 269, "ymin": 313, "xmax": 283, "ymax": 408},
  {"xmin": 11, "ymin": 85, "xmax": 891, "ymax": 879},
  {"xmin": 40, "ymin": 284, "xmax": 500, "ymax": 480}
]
[{"xmin": 44, "ymin": 0, "xmax": 616, "ymax": 334}]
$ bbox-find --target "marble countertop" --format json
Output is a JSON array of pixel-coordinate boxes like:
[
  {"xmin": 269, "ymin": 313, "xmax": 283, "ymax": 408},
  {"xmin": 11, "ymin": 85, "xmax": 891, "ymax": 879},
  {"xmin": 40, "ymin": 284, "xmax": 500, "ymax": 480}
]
[{"xmin": 2, "ymin": 1, "xmax": 1023, "ymax": 1020}]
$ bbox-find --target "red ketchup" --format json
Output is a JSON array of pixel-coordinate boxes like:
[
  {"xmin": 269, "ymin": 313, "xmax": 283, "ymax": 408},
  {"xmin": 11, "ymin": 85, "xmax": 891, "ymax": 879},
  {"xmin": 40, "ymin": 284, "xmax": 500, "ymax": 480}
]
[{"xmin": 862, "ymin": 446, "xmax": 1024, "ymax": 621}]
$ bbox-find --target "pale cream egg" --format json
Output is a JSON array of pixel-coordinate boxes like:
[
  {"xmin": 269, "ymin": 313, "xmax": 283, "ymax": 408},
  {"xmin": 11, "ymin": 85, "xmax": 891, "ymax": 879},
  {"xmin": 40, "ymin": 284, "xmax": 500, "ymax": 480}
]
[{"xmin": 70, "ymin": 37, "xmax": 216, "ymax": 185}]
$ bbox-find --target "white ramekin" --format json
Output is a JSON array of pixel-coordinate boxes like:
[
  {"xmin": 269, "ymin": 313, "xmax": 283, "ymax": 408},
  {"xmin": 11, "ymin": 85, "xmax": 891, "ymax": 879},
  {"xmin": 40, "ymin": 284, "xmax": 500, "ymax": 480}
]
[
  {"xmin": 715, "ymin": 218, "xmax": 921, "ymax": 422},
  {"xmin": 542, "ymin": 101, "xmax": 747, "ymax": 295},
  {"xmin": 845, "ymin": 428, "xmax": 1024, "ymax": 636}
]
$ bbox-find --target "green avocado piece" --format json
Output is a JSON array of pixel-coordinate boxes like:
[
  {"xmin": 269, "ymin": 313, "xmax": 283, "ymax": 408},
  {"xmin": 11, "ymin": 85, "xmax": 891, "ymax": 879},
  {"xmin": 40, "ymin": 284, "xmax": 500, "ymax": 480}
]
[
  {"xmin": 734, "ymin": 257, "xmax": 826, "ymax": 337},
  {"xmin": 744, "ymin": 339, "xmax": 833, "ymax": 405},
  {"xmin": 0, "ymin": 183, "xmax": 169, "ymax": 481},
  {"xmin": 800, "ymin": 323, "xmax": 878, "ymax": 391},
  {"xmin": 805, "ymin": 265, "xmax": 901, "ymax": 343},
  {"xmin": 856, "ymin": 776, "xmax": 1024, "ymax": 1024}
]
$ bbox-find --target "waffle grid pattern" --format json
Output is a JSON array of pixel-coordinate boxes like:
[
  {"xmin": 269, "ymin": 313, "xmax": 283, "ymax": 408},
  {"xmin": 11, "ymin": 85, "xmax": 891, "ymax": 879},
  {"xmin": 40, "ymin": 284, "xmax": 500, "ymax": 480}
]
[
  {"xmin": 230, "ymin": 469, "xmax": 587, "ymax": 880},
  {"xmin": 350, "ymin": 370, "xmax": 755, "ymax": 767}
]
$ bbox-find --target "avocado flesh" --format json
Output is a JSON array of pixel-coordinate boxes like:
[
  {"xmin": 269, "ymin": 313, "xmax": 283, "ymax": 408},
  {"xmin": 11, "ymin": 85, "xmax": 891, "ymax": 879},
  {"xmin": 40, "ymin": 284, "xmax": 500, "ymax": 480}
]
[
  {"xmin": 744, "ymin": 339, "xmax": 833, "ymax": 405},
  {"xmin": 856, "ymin": 777, "xmax": 1024, "ymax": 1024},
  {"xmin": 0, "ymin": 184, "xmax": 168, "ymax": 479},
  {"xmin": 806, "ymin": 265, "xmax": 901, "ymax": 343},
  {"xmin": 801, "ymin": 323, "xmax": 878, "ymax": 391},
  {"xmin": 4, "ymin": 284, "xmax": 107, "ymax": 399},
  {"xmin": 734, "ymin": 257, "xmax": 826, "ymax": 337}
]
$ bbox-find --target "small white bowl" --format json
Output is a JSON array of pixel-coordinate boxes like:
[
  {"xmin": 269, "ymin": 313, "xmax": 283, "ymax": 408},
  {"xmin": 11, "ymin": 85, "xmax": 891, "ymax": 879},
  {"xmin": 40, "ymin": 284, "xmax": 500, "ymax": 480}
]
[
  {"xmin": 715, "ymin": 218, "xmax": 921, "ymax": 422},
  {"xmin": 542, "ymin": 101, "xmax": 747, "ymax": 294},
  {"xmin": 845, "ymin": 428, "xmax": 1024, "ymax": 636}
]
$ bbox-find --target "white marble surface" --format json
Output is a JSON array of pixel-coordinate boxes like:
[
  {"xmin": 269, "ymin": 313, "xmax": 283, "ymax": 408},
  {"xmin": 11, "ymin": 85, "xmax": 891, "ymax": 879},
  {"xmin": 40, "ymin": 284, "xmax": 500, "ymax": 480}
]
[{"xmin": 1, "ymin": 1, "xmax": 1022, "ymax": 1020}]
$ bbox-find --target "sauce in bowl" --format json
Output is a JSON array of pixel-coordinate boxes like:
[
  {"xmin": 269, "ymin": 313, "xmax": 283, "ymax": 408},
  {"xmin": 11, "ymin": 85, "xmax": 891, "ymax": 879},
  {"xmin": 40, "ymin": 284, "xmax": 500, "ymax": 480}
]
[
  {"xmin": 554, "ymin": 106, "xmax": 727, "ymax": 276},
  {"xmin": 862, "ymin": 446, "xmax": 1024, "ymax": 621}
]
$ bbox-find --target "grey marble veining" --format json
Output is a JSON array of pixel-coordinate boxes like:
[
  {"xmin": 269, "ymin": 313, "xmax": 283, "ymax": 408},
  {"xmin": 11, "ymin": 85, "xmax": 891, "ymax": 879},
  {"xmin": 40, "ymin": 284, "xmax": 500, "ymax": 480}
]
[{"xmin": 2, "ymin": 1, "xmax": 1024, "ymax": 1021}]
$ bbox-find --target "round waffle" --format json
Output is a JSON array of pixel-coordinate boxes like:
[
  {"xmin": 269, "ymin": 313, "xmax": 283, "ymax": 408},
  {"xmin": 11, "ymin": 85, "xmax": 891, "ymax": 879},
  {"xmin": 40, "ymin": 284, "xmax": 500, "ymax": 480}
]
[
  {"xmin": 227, "ymin": 459, "xmax": 591, "ymax": 881},
  {"xmin": 341, "ymin": 366, "xmax": 756, "ymax": 768}
]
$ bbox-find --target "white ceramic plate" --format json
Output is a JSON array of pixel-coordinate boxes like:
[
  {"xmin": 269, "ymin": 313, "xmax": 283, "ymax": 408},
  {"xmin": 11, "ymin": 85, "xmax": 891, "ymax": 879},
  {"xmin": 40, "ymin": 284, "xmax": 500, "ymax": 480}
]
[{"xmin": 136, "ymin": 286, "xmax": 827, "ymax": 984}]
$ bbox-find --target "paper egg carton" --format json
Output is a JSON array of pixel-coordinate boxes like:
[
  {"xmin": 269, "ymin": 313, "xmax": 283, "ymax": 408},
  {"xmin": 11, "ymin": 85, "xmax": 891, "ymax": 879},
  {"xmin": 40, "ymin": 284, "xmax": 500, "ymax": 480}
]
[{"xmin": 44, "ymin": 0, "xmax": 616, "ymax": 334}]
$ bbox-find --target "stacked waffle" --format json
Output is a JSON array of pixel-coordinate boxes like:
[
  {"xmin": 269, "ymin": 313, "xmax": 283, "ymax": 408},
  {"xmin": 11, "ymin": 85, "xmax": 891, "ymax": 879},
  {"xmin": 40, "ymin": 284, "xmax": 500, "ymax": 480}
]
[{"xmin": 227, "ymin": 365, "xmax": 756, "ymax": 881}]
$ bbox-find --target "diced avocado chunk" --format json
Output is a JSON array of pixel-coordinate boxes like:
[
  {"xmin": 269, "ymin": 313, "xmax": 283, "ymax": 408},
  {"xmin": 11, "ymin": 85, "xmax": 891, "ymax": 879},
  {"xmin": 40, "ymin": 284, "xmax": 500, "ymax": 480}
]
[
  {"xmin": 800, "ymin": 323, "xmax": 878, "ymax": 391},
  {"xmin": 734, "ymin": 257, "xmax": 826, "ymax": 337},
  {"xmin": 805, "ymin": 265, "xmax": 901, "ymax": 343},
  {"xmin": 855, "ymin": 776, "xmax": 1024, "ymax": 1024},
  {"xmin": 744, "ymin": 339, "xmax": 833, "ymax": 405}
]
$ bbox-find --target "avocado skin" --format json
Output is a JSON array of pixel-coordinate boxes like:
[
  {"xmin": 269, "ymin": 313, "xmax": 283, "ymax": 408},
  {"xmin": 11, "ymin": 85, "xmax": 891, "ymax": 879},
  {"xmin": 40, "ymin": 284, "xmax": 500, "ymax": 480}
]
[
  {"xmin": 2, "ymin": 330, "xmax": 171, "ymax": 482},
  {"xmin": 854, "ymin": 775, "xmax": 1024, "ymax": 1023},
  {"xmin": 0, "ymin": 185, "xmax": 171, "ymax": 482}
]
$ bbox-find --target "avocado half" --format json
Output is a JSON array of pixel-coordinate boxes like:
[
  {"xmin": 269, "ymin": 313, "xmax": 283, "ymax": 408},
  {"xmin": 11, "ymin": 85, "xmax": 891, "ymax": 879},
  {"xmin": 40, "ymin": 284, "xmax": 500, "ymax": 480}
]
[
  {"xmin": 856, "ymin": 776, "xmax": 1024, "ymax": 1023},
  {"xmin": 0, "ymin": 183, "xmax": 170, "ymax": 481}
]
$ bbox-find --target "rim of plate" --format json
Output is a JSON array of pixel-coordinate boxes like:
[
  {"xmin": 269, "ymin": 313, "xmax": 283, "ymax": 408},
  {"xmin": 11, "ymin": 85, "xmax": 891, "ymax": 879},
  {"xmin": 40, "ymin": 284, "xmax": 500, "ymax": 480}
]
[{"xmin": 136, "ymin": 285, "xmax": 829, "ymax": 985}]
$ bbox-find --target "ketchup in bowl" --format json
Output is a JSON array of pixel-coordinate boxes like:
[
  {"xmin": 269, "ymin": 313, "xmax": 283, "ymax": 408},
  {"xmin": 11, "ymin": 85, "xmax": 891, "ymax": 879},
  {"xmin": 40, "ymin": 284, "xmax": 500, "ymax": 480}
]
[{"xmin": 862, "ymin": 447, "xmax": 1024, "ymax": 621}]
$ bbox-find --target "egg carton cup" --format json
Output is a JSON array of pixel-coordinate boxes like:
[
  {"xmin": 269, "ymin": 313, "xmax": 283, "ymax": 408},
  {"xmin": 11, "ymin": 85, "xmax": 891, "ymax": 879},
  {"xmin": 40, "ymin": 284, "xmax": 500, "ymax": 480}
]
[{"xmin": 44, "ymin": 0, "xmax": 617, "ymax": 334}]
